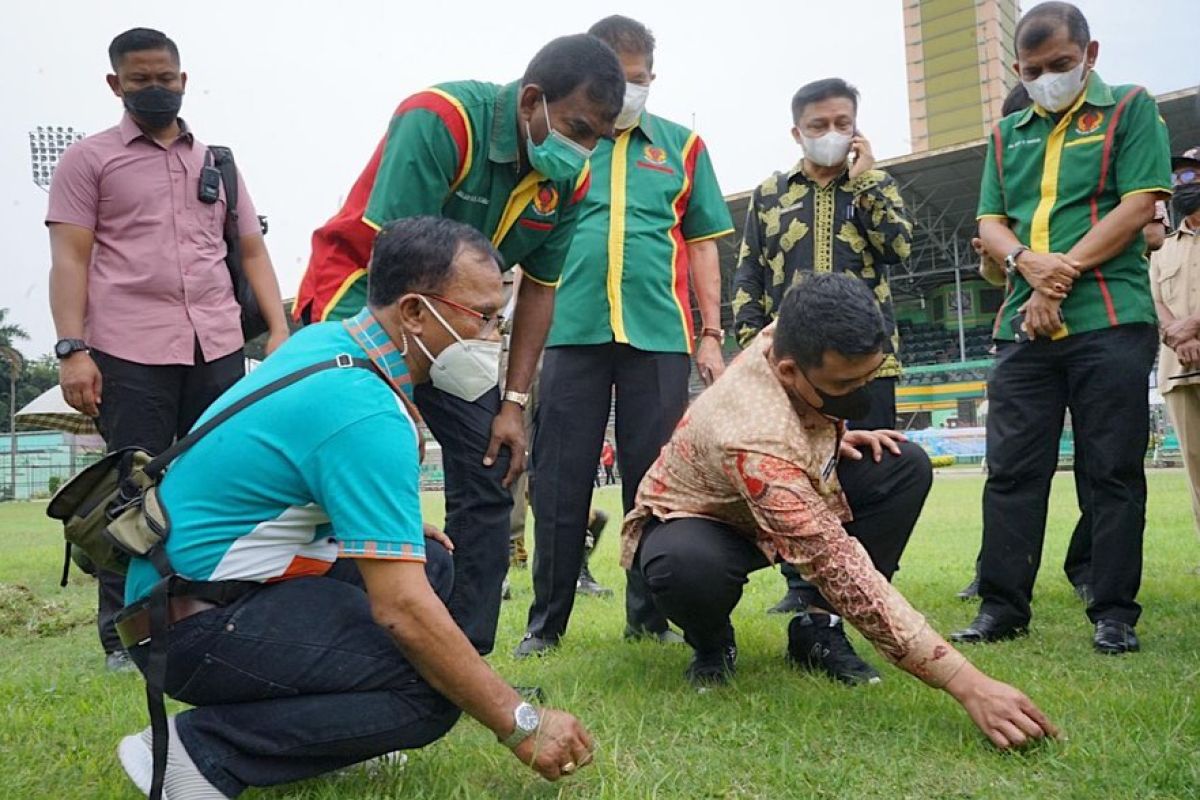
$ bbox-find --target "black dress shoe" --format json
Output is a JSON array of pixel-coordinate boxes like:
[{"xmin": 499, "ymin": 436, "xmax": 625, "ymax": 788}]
[
  {"xmin": 513, "ymin": 634, "xmax": 559, "ymax": 658},
  {"xmin": 787, "ymin": 614, "xmax": 881, "ymax": 686},
  {"xmin": 684, "ymin": 643, "xmax": 738, "ymax": 687},
  {"xmin": 1093, "ymin": 620, "xmax": 1139, "ymax": 655},
  {"xmin": 767, "ymin": 589, "xmax": 804, "ymax": 614},
  {"xmin": 956, "ymin": 576, "xmax": 980, "ymax": 601},
  {"xmin": 949, "ymin": 613, "xmax": 1028, "ymax": 644}
]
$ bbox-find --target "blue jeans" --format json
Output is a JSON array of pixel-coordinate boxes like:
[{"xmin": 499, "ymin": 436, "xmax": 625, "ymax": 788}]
[
  {"xmin": 130, "ymin": 548, "xmax": 460, "ymax": 797},
  {"xmin": 414, "ymin": 383, "xmax": 514, "ymax": 654}
]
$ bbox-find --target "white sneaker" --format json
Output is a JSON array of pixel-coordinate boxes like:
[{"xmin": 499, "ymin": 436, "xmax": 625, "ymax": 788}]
[{"xmin": 117, "ymin": 718, "xmax": 227, "ymax": 798}]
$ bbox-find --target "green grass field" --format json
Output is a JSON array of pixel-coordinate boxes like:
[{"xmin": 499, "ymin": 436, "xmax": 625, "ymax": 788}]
[{"xmin": 1, "ymin": 469, "xmax": 1198, "ymax": 799}]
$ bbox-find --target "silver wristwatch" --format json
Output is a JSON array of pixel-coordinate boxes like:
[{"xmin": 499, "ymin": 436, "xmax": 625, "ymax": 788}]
[
  {"xmin": 500, "ymin": 701, "xmax": 540, "ymax": 749},
  {"xmin": 1004, "ymin": 245, "xmax": 1028, "ymax": 276},
  {"xmin": 502, "ymin": 389, "xmax": 531, "ymax": 410}
]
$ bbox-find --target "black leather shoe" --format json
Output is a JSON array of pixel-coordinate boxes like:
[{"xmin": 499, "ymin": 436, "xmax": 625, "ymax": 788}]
[
  {"xmin": 1093, "ymin": 620, "xmax": 1139, "ymax": 655},
  {"xmin": 787, "ymin": 614, "xmax": 881, "ymax": 686},
  {"xmin": 576, "ymin": 565, "xmax": 613, "ymax": 597},
  {"xmin": 956, "ymin": 576, "xmax": 980, "ymax": 600},
  {"xmin": 767, "ymin": 590, "xmax": 804, "ymax": 614},
  {"xmin": 949, "ymin": 613, "xmax": 1028, "ymax": 644},
  {"xmin": 513, "ymin": 634, "xmax": 559, "ymax": 658},
  {"xmin": 684, "ymin": 643, "xmax": 737, "ymax": 687}
]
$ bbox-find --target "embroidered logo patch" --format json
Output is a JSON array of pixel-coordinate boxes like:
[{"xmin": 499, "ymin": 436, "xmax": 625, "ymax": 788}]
[
  {"xmin": 532, "ymin": 183, "xmax": 559, "ymax": 216},
  {"xmin": 1076, "ymin": 110, "xmax": 1104, "ymax": 135},
  {"xmin": 643, "ymin": 145, "xmax": 668, "ymax": 164}
]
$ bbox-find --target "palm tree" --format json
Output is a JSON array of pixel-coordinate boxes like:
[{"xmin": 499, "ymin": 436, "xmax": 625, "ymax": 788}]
[{"xmin": 0, "ymin": 308, "xmax": 28, "ymax": 348}]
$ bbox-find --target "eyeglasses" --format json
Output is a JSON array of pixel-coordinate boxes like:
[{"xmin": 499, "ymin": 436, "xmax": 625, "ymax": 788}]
[
  {"xmin": 1173, "ymin": 168, "xmax": 1198, "ymax": 186},
  {"xmin": 421, "ymin": 294, "xmax": 504, "ymax": 337}
]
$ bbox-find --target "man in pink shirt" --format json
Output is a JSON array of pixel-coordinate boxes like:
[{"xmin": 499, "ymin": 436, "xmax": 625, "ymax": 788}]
[{"xmin": 46, "ymin": 27, "xmax": 289, "ymax": 672}]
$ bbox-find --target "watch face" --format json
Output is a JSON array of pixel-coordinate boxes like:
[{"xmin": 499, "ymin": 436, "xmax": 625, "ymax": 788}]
[
  {"xmin": 55, "ymin": 340, "xmax": 73, "ymax": 357},
  {"xmin": 514, "ymin": 703, "xmax": 540, "ymax": 732}
]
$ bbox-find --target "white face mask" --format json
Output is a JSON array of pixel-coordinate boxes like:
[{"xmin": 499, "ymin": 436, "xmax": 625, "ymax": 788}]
[
  {"xmin": 1022, "ymin": 62, "xmax": 1088, "ymax": 113},
  {"xmin": 801, "ymin": 130, "xmax": 853, "ymax": 168},
  {"xmin": 615, "ymin": 82, "xmax": 650, "ymax": 130},
  {"xmin": 412, "ymin": 297, "xmax": 501, "ymax": 403}
]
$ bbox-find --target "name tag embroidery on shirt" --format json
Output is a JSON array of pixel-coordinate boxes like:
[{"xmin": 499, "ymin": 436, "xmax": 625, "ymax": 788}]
[{"xmin": 454, "ymin": 190, "xmax": 489, "ymax": 205}]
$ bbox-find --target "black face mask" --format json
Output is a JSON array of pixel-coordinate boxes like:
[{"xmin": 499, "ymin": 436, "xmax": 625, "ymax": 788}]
[
  {"xmin": 123, "ymin": 85, "xmax": 183, "ymax": 130},
  {"xmin": 802, "ymin": 370, "xmax": 874, "ymax": 421},
  {"xmin": 1172, "ymin": 184, "xmax": 1200, "ymax": 220}
]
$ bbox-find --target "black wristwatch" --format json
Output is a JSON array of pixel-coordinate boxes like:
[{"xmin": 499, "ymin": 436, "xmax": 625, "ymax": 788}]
[
  {"xmin": 54, "ymin": 338, "xmax": 88, "ymax": 359},
  {"xmin": 1004, "ymin": 246, "xmax": 1028, "ymax": 277}
]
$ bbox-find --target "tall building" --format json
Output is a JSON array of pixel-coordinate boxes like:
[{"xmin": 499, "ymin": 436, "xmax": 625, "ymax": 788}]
[{"xmin": 904, "ymin": 0, "xmax": 1019, "ymax": 152}]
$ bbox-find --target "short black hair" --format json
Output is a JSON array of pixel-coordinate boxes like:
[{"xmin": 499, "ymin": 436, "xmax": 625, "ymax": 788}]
[
  {"xmin": 588, "ymin": 15, "xmax": 656, "ymax": 69},
  {"xmin": 522, "ymin": 34, "xmax": 625, "ymax": 122},
  {"xmin": 791, "ymin": 78, "xmax": 859, "ymax": 122},
  {"xmin": 1001, "ymin": 83, "xmax": 1032, "ymax": 116},
  {"xmin": 773, "ymin": 273, "xmax": 885, "ymax": 369},
  {"xmin": 108, "ymin": 28, "xmax": 179, "ymax": 70},
  {"xmin": 367, "ymin": 216, "xmax": 502, "ymax": 307},
  {"xmin": 1015, "ymin": 2, "xmax": 1090, "ymax": 55}
]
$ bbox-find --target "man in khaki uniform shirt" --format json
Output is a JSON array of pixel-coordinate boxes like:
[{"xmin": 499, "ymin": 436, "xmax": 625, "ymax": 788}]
[{"xmin": 1151, "ymin": 147, "xmax": 1200, "ymax": 545}]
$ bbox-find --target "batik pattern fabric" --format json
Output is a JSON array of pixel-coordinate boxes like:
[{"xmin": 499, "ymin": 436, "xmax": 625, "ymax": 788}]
[
  {"xmin": 731, "ymin": 165, "xmax": 912, "ymax": 376},
  {"xmin": 621, "ymin": 327, "xmax": 964, "ymax": 686}
]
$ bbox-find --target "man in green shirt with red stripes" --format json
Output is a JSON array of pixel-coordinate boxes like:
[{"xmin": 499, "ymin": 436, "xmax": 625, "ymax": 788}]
[
  {"xmin": 515, "ymin": 16, "xmax": 734, "ymax": 657},
  {"xmin": 293, "ymin": 35, "xmax": 625, "ymax": 655},
  {"xmin": 951, "ymin": 2, "xmax": 1171, "ymax": 655}
]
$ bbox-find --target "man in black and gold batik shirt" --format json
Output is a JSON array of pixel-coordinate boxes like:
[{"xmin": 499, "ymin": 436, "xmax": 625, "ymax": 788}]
[
  {"xmin": 733, "ymin": 78, "xmax": 911, "ymax": 428},
  {"xmin": 732, "ymin": 78, "xmax": 914, "ymax": 631}
]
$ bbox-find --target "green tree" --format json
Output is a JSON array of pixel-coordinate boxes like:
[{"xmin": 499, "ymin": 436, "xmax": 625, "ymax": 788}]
[
  {"xmin": 0, "ymin": 308, "xmax": 29, "ymax": 348},
  {"xmin": 0, "ymin": 308, "xmax": 42, "ymax": 434}
]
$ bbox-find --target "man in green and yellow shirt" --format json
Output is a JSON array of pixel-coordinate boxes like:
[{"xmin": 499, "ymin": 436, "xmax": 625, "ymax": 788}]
[
  {"xmin": 293, "ymin": 35, "xmax": 625, "ymax": 656},
  {"xmin": 515, "ymin": 16, "xmax": 733, "ymax": 657},
  {"xmin": 952, "ymin": 2, "xmax": 1171, "ymax": 655}
]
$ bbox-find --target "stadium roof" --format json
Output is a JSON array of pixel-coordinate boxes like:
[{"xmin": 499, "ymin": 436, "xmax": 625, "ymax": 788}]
[{"xmin": 720, "ymin": 85, "xmax": 1200, "ymax": 303}]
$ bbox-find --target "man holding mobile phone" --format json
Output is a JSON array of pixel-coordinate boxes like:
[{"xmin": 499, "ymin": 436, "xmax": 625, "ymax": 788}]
[
  {"xmin": 953, "ymin": 2, "xmax": 1172, "ymax": 654},
  {"xmin": 731, "ymin": 78, "xmax": 913, "ymax": 682}
]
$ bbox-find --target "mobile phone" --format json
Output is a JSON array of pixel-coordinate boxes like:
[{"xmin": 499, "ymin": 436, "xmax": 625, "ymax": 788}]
[
  {"xmin": 198, "ymin": 165, "xmax": 222, "ymax": 204},
  {"xmin": 1011, "ymin": 308, "xmax": 1066, "ymax": 343},
  {"xmin": 1010, "ymin": 312, "xmax": 1031, "ymax": 343}
]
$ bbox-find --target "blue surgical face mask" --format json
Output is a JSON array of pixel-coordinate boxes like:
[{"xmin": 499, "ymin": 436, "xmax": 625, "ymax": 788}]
[{"xmin": 525, "ymin": 95, "xmax": 592, "ymax": 182}]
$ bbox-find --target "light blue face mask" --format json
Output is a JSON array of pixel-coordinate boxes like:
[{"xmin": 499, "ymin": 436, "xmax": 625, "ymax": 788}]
[{"xmin": 525, "ymin": 95, "xmax": 593, "ymax": 182}]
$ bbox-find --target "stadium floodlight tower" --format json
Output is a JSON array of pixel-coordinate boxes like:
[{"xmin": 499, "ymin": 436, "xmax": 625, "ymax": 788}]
[{"xmin": 29, "ymin": 125, "xmax": 85, "ymax": 191}]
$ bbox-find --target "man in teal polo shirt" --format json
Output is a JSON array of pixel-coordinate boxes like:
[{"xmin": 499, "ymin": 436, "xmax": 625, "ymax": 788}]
[
  {"xmin": 951, "ymin": 2, "xmax": 1171, "ymax": 654},
  {"xmin": 516, "ymin": 16, "xmax": 734, "ymax": 657},
  {"xmin": 293, "ymin": 35, "xmax": 624, "ymax": 655},
  {"xmin": 116, "ymin": 217, "xmax": 595, "ymax": 797}
]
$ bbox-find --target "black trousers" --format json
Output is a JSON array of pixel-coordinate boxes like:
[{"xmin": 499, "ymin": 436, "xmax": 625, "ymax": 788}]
[
  {"xmin": 90, "ymin": 343, "xmax": 244, "ymax": 654},
  {"xmin": 130, "ymin": 553, "xmax": 459, "ymax": 796},
  {"xmin": 783, "ymin": 377, "xmax": 897, "ymax": 595},
  {"xmin": 979, "ymin": 324, "xmax": 1157, "ymax": 628},
  {"xmin": 636, "ymin": 441, "xmax": 932, "ymax": 653},
  {"xmin": 525, "ymin": 343, "xmax": 690, "ymax": 641},
  {"xmin": 414, "ymin": 384, "xmax": 513, "ymax": 655}
]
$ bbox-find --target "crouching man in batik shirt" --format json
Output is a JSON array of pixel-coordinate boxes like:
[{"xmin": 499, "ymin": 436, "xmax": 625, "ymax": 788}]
[{"xmin": 621, "ymin": 273, "xmax": 1058, "ymax": 750}]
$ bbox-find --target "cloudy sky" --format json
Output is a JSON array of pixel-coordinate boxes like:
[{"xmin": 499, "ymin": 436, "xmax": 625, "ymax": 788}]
[{"xmin": 1, "ymin": 0, "xmax": 1194, "ymax": 355}]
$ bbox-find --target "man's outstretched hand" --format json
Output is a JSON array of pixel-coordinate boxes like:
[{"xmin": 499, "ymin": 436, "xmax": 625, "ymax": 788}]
[{"xmin": 944, "ymin": 662, "xmax": 1060, "ymax": 750}]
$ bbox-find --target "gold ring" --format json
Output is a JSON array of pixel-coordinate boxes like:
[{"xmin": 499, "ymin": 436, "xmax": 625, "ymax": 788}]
[{"xmin": 562, "ymin": 761, "xmax": 577, "ymax": 775}]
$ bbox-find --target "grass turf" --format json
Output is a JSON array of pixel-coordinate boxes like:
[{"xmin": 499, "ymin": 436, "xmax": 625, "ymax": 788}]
[{"xmin": 1, "ymin": 469, "xmax": 1198, "ymax": 798}]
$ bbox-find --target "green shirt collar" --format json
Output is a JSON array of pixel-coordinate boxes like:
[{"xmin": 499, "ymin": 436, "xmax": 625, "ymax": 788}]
[
  {"xmin": 489, "ymin": 81, "xmax": 522, "ymax": 164},
  {"xmin": 1015, "ymin": 71, "xmax": 1115, "ymax": 128},
  {"xmin": 627, "ymin": 113, "xmax": 657, "ymax": 144}
]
